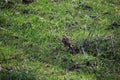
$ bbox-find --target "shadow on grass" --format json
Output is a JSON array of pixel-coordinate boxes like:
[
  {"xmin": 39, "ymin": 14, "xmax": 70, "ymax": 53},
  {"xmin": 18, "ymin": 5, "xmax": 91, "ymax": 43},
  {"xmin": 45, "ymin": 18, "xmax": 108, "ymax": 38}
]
[{"xmin": 0, "ymin": 69, "xmax": 36, "ymax": 80}]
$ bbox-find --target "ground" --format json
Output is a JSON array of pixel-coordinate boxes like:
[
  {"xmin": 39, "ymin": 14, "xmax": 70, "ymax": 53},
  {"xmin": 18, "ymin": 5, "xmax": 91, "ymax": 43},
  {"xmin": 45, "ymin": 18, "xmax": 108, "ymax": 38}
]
[{"xmin": 0, "ymin": 0, "xmax": 120, "ymax": 80}]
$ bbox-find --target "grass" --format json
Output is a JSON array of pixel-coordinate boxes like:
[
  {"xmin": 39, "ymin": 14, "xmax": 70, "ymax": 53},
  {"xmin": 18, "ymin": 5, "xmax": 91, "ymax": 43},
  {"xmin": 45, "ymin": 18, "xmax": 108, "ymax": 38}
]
[{"xmin": 0, "ymin": 0, "xmax": 120, "ymax": 80}]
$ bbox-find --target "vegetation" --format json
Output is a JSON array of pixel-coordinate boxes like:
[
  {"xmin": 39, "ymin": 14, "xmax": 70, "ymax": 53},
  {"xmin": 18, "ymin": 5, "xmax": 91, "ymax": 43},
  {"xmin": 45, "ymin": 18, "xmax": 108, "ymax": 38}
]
[{"xmin": 0, "ymin": 0, "xmax": 120, "ymax": 80}]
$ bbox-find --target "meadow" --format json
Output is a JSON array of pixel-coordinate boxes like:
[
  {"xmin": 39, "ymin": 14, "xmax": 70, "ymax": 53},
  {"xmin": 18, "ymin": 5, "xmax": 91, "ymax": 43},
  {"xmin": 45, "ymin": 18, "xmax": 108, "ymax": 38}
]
[{"xmin": 0, "ymin": 0, "xmax": 120, "ymax": 80}]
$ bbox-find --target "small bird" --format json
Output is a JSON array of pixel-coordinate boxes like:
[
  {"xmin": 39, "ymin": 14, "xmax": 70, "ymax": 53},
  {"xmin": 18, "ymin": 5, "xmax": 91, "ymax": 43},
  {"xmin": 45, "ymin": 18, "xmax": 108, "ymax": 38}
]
[
  {"xmin": 62, "ymin": 35, "xmax": 72, "ymax": 48},
  {"xmin": 62, "ymin": 35, "xmax": 75, "ymax": 54}
]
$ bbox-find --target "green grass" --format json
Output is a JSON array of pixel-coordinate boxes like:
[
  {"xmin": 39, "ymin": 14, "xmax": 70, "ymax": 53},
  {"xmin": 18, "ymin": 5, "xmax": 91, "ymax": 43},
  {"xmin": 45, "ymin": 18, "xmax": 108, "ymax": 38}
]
[{"xmin": 0, "ymin": 0, "xmax": 120, "ymax": 80}]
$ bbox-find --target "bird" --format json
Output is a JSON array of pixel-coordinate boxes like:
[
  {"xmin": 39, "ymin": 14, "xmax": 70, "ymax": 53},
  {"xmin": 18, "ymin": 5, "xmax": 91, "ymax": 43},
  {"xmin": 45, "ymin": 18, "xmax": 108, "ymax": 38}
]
[
  {"xmin": 62, "ymin": 35, "xmax": 76, "ymax": 54},
  {"xmin": 62, "ymin": 35, "xmax": 72, "ymax": 48}
]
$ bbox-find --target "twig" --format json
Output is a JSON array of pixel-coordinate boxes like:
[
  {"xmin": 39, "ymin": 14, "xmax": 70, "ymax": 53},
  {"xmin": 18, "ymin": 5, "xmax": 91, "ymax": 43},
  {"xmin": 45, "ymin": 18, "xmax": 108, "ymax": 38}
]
[
  {"xmin": 81, "ymin": 47, "xmax": 88, "ymax": 58},
  {"xmin": 0, "ymin": 27, "xmax": 7, "ymax": 31},
  {"xmin": 110, "ymin": 35, "xmax": 116, "ymax": 54}
]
